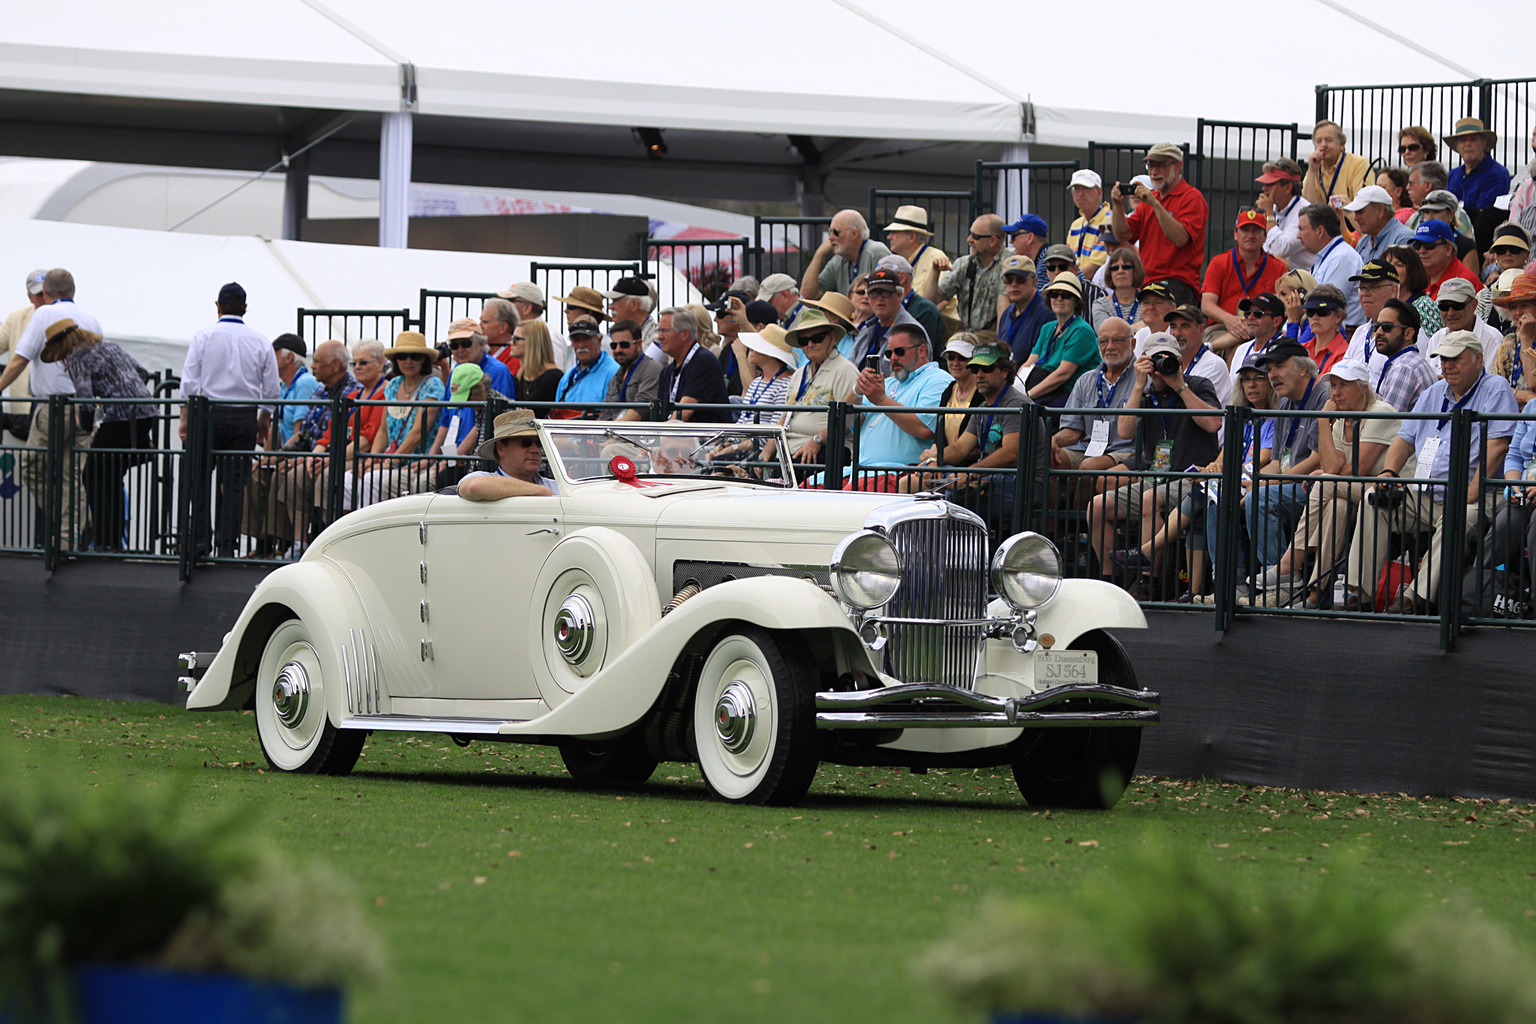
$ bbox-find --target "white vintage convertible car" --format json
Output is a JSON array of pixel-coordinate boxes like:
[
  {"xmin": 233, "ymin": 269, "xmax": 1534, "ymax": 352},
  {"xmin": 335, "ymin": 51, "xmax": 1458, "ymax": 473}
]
[{"xmin": 181, "ymin": 421, "xmax": 1156, "ymax": 807}]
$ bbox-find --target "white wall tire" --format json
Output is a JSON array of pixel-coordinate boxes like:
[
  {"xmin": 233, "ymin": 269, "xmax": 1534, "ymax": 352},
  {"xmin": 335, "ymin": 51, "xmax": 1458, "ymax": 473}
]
[
  {"xmin": 693, "ymin": 626, "xmax": 818, "ymax": 805},
  {"xmin": 254, "ymin": 619, "xmax": 363, "ymax": 775}
]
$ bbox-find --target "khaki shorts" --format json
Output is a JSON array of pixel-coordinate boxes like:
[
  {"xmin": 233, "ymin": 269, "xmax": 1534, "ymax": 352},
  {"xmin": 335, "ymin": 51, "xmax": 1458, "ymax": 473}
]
[
  {"xmin": 1108, "ymin": 475, "xmax": 1206, "ymax": 518},
  {"xmin": 1060, "ymin": 447, "xmax": 1135, "ymax": 469}
]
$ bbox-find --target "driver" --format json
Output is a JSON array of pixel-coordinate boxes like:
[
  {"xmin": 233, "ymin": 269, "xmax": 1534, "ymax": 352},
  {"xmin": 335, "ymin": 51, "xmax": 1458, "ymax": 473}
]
[{"xmin": 459, "ymin": 409, "xmax": 559, "ymax": 499}]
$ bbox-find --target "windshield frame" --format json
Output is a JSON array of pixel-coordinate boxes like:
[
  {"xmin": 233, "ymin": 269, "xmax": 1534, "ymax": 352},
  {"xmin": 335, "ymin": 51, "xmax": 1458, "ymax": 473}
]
[{"xmin": 539, "ymin": 421, "xmax": 795, "ymax": 487}]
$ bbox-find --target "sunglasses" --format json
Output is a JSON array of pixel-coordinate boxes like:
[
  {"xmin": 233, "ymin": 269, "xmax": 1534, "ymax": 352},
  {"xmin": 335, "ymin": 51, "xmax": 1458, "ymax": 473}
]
[
  {"xmin": 1046, "ymin": 263, "xmax": 1073, "ymax": 273},
  {"xmin": 886, "ymin": 345, "xmax": 917, "ymax": 357},
  {"xmin": 968, "ymin": 232, "xmax": 1000, "ymax": 240},
  {"xmin": 1398, "ymin": 143, "xmax": 1424, "ymax": 154},
  {"xmin": 1241, "ymin": 310, "xmax": 1272, "ymax": 319},
  {"xmin": 851, "ymin": 288, "xmax": 868, "ymax": 296},
  {"xmin": 609, "ymin": 339, "xmax": 635, "ymax": 349},
  {"xmin": 396, "ymin": 353, "xmax": 426, "ymax": 361},
  {"xmin": 828, "ymin": 227, "xmax": 844, "ymax": 238},
  {"xmin": 1438, "ymin": 300, "xmax": 1470, "ymax": 311},
  {"xmin": 944, "ymin": 352, "xmax": 969, "ymax": 362},
  {"xmin": 1492, "ymin": 246, "xmax": 1526, "ymax": 256},
  {"xmin": 799, "ymin": 330, "xmax": 835, "ymax": 345},
  {"xmin": 448, "ymin": 338, "xmax": 476, "ymax": 350},
  {"xmin": 503, "ymin": 436, "xmax": 541, "ymax": 449},
  {"xmin": 1410, "ymin": 240, "xmax": 1446, "ymax": 251},
  {"xmin": 1111, "ymin": 264, "xmax": 1134, "ymax": 272},
  {"xmin": 350, "ymin": 357, "xmax": 376, "ymax": 367},
  {"xmin": 971, "ymin": 363, "xmax": 1007, "ymax": 374},
  {"xmin": 1371, "ymin": 321, "xmax": 1403, "ymax": 332}
]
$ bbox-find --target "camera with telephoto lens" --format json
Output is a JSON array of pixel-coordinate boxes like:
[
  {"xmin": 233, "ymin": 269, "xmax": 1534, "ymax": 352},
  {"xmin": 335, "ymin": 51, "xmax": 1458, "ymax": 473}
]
[{"xmin": 1150, "ymin": 352, "xmax": 1181, "ymax": 376}]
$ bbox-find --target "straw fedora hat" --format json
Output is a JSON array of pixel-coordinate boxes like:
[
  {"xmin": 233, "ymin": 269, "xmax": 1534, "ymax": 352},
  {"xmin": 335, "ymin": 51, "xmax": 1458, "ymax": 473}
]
[
  {"xmin": 1042, "ymin": 274, "xmax": 1084, "ymax": 300},
  {"xmin": 475, "ymin": 408, "xmax": 540, "ymax": 460},
  {"xmin": 384, "ymin": 330, "xmax": 438, "ymax": 362},
  {"xmin": 879, "ymin": 204, "xmax": 934, "ymax": 236},
  {"xmin": 740, "ymin": 324, "xmax": 795, "ymax": 364},
  {"xmin": 551, "ymin": 285, "xmax": 609, "ymax": 319},
  {"xmin": 1443, "ymin": 116, "xmax": 1497, "ymax": 148},
  {"xmin": 783, "ymin": 309, "xmax": 847, "ymax": 348},
  {"xmin": 799, "ymin": 291, "xmax": 858, "ymax": 329}
]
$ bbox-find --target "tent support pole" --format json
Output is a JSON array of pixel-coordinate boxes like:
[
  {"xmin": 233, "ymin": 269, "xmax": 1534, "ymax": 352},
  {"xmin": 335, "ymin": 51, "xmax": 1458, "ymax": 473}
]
[
  {"xmin": 282, "ymin": 151, "xmax": 309, "ymax": 242},
  {"xmin": 379, "ymin": 110, "xmax": 413, "ymax": 249},
  {"xmin": 995, "ymin": 142, "xmax": 1030, "ymax": 223}
]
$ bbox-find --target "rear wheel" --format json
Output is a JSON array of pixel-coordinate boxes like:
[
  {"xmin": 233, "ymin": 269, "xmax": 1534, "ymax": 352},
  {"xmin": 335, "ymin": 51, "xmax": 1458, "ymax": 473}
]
[
  {"xmin": 254, "ymin": 619, "xmax": 364, "ymax": 775},
  {"xmin": 1010, "ymin": 630, "xmax": 1143, "ymax": 809},
  {"xmin": 558, "ymin": 733, "xmax": 658, "ymax": 788},
  {"xmin": 693, "ymin": 626, "xmax": 818, "ymax": 805}
]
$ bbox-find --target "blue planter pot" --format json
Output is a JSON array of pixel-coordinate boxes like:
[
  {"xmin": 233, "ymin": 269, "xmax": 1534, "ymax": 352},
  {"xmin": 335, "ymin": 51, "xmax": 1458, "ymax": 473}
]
[{"xmin": 67, "ymin": 966, "xmax": 342, "ymax": 1024}]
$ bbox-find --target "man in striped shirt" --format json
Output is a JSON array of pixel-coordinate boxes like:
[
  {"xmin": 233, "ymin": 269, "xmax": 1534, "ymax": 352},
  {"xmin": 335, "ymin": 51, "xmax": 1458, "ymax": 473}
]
[{"xmin": 1067, "ymin": 169, "xmax": 1112, "ymax": 279}]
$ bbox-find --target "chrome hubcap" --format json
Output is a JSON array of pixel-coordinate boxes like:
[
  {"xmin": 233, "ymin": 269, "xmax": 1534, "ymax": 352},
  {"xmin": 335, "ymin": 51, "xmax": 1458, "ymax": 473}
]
[
  {"xmin": 554, "ymin": 593, "xmax": 596, "ymax": 665},
  {"xmin": 714, "ymin": 680, "xmax": 756, "ymax": 754},
  {"xmin": 272, "ymin": 662, "xmax": 310, "ymax": 729}
]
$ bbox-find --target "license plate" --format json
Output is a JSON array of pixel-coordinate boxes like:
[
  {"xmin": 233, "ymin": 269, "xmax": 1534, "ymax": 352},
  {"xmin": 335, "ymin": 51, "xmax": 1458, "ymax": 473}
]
[{"xmin": 1035, "ymin": 650, "xmax": 1098, "ymax": 685}]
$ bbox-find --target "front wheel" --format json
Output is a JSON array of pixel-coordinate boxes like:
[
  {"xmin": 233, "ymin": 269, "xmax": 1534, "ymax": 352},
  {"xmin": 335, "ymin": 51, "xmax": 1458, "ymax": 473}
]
[
  {"xmin": 254, "ymin": 618, "xmax": 364, "ymax": 775},
  {"xmin": 692, "ymin": 626, "xmax": 819, "ymax": 805}
]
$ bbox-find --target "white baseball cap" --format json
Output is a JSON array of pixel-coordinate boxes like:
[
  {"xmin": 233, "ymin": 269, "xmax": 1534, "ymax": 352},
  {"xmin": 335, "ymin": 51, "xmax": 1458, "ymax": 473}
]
[
  {"xmin": 1343, "ymin": 184, "xmax": 1394, "ymax": 212},
  {"xmin": 1069, "ymin": 169, "xmax": 1103, "ymax": 190},
  {"xmin": 1323, "ymin": 359, "xmax": 1370, "ymax": 384},
  {"xmin": 943, "ymin": 337, "xmax": 976, "ymax": 360}
]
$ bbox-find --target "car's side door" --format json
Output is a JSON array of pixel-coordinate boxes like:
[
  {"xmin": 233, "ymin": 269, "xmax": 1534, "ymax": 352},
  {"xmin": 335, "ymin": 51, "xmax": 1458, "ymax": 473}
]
[{"xmin": 420, "ymin": 493, "xmax": 564, "ymax": 702}]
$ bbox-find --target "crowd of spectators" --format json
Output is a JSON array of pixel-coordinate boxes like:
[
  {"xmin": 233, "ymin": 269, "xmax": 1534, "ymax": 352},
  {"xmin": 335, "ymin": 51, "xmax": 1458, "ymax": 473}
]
[{"xmin": 4, "ymin": 114, "xmax": 1536, "ymax": 611}]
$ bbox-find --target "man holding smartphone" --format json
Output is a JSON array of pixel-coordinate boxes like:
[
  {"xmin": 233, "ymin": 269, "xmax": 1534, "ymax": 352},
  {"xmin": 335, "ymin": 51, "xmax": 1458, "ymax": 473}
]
[{"xmin": 837, "ymin": 322, "xmax": 950, "ymax": 477}]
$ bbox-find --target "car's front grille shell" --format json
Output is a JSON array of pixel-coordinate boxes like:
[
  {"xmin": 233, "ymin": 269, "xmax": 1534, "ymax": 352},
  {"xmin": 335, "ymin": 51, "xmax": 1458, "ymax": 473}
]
[{"xmin": 882, "ymin": 513, "xmax": 989, "ymax": 688}]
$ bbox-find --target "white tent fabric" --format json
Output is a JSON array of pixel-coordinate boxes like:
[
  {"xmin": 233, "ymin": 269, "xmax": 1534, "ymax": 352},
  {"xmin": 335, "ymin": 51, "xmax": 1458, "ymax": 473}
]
[{"xmin": 0, "ymin": 217, "xmax": 698, "ymax": 374}]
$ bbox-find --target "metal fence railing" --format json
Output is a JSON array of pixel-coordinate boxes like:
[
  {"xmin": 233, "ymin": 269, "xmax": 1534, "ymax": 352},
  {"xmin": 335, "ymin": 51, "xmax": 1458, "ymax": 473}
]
[
  {"xmin": 10, "ymin": 389, "xmax": 1531, "ymax": 649},
  {"xmin": 973, "ymin": 160, "xmax": 1079, "ymax": 246},
  {"xmin": 868, "ymin": 189, "xmax": 975, "ymax": 268},
  {"xmin": 751, "ymin": 215, "xmax": 832, "ymax": 285},
  {"xmin": 296, "ymin": 308, "xmax": 413, "ymax": 348},
  {"xmin": 643, "ymin": 237, "xmax": 749, "ymax": 311},
  {"xmin": 531, "ymin": 262, "xmax": 642, "ymax": 319},
  {"xmin": 418, "ymin": 289, "xmax": 497, "ymax": 343},
  {"xmin": 1192, "ymin": 120, "xmax": 1301, "ymax": 263}
]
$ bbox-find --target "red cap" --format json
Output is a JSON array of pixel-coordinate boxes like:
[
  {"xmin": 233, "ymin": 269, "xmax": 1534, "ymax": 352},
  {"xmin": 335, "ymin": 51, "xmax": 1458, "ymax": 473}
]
[
  {"xmin": 1235, "ymin": 209, "xmax": 1267, "ymax": 230},
  {"xmin": 1255, "ymin": 167, "xmax": 1301, "ymax": 185}
]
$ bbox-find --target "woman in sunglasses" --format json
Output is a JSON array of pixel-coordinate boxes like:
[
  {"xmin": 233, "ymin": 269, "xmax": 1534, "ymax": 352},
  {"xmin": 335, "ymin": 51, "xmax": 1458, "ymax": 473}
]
[
  {"xmin": 1089, "ymin": 249, "xmax": 1145, "ymax": 331},
  {"xmin": 359, "ymin": 331, "xmax": 444, "ymax": 505},
  {"xmin": 1381, "ymin": 245, "xmax": 1444, "ymax": 337}
]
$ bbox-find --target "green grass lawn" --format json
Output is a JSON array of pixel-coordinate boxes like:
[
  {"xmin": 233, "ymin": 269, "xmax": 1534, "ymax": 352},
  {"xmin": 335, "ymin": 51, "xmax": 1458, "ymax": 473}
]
[{"xmin": 4, "ymin": 694, "xmax": 1535, "ymax": 1023}]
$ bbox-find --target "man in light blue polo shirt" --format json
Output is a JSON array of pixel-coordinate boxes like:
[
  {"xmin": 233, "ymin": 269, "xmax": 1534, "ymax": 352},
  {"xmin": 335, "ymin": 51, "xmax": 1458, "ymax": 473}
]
[
  {"xmin": 1297, "ymin": 202, "xmax": 1365, "ymax": 328},
  {"xmin": 553, "ymin": 316, "xmax": 619, "ymax": 415},
  {"xmin": 842, "ymin": 322, "xmax": 951, "ymax": 476},
  {"xmin": 1345, "ymin": 329, "xmax": 1518, "ymax": 613}
]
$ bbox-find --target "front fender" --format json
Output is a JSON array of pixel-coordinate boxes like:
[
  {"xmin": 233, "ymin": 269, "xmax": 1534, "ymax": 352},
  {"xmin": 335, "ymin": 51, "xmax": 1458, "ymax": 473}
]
[
  {"xmin": 999, "ymin": 578, "xmax": 1147, "ymax": 651},
  {"xmin": 501, "ymin": 576, "xmax": 872, "ymax": 737},
  {"xmin": 185, "ymin": 561, "xmax": 370, "ymax": 719}
]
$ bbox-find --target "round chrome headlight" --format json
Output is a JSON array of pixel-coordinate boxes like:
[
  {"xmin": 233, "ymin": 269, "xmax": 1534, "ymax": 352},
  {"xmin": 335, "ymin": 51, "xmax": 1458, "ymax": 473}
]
[
  {"xmin": 830, "ymin": 531, "xmax": 902, "ymax": 610},
  {"xmin": 991, "ymin": 532, "xmax": 1061, "ymax": 610}
]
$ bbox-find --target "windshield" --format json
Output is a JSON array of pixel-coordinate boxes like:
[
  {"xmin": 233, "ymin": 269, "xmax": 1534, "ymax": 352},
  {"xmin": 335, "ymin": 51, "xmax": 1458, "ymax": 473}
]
[{"xmin": 542, "ymin": 423, "xmax": 794, "ymax": 486}]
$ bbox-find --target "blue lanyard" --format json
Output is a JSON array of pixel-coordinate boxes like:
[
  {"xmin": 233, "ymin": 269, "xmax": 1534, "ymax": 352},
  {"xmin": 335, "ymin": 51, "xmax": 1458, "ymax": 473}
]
[
  {"xmin": 1095, "ymin": 367, "xmax": 1125, "ymax": 408},
  {"xmin": 616, "ymin": 359, "xmax": 640, "ymax": 402},
  {"xmin": 1232, "ymin": 250, "xmax": 1269, "ymax": 296},
  {"xmin": 794, "ymin": 362, "xmax": 817, "ymax": 402},
  {"xmin": 848, "ymin": 240, "xmax": 867, "ymax": 279},
  {"xmin": 1282, "ymin": 378, "xmax": 1315, "ymax": 451},
  {"xmin": 1375, "ymin": 346, "xmax": 1410, "ymax": 391},
  {"xmin": 1038, "ymin": 317, "xmax": 1074, "ymax": 366},
  {"xmin": 1438, "ymin": 371, "xmax": 1485, "ymax": 427},
  {"xmin": 909, "ymin": 242, "xmax": 929, "ymax": 269},
  {"xmin": 669, "ymin": 345, "xmax": 698, "ymax": 402},
  {"xmin": 1148, "ymin": 389, "xmax": 1177, "ymax": 436},
  {"xmin": 1241, "ymin": 422, "xmax": 1257, "ymax": 464},
  {"xmin": 977, "ymin": 386, "xmax": 1009, "ymax": 444},
  {"xmin": 560, "ymin": 362, "xmax": 594, "ymax": 400},
  {"xmin": 1324, "ymin": 157, "xmax": 1344, "ymax": 200},
  {"xmin": 1111, "ymin": 295, "xmax": 1139, "ymax": 323}
]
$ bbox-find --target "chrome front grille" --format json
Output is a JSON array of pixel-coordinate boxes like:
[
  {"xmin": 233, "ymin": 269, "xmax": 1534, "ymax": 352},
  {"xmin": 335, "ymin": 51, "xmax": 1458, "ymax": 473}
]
[{"xmin": 883, "ymin": 512, "xmax": 989, "ymax": 688}]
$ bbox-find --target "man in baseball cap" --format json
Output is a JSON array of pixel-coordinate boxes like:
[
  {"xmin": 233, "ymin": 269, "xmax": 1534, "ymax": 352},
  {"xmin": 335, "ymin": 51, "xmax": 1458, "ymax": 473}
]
[
  {"xmin": 1112, "ymin": 143, "xmax": 1207, "ymax": 302},
  {"xmin": 996, "ymin": 253, "xmax": 1050, "ymax": 364},
  {"xmin": 1344, "ymin": 184, "xmax": 1414, "ymax": 263},
  {"xmin": 1426, "ymin": 277, "xmax": 1502, "ymax": 373},
  {"xmin": 1255, "ymin": 157, "xmax": 1310, "ymax": 271},
  {"xmin": 1412, "ymin": 218, "xmax": 1479, "ymax": 296},
  {"xmin": 1001, "ymin": 213, "xmax": 1049, "ymax": 288},
  {"xmin": 757, "ymin": 273, "xmax": 803, "ymax": 327},
  {"xmin": 1200, "ymin": 208, "xmax": 1288, "ymax": 358},
  {"xmin": 1066, "ymin": 169, "xmax": 1112, "ymax": 278},
  {"xmin": 0, "ymin": 270, "xmax": 48, "ymax": 437},
  {"xmin": 601, "ymin": 276, "xmax": 658, "ymax": 353}
]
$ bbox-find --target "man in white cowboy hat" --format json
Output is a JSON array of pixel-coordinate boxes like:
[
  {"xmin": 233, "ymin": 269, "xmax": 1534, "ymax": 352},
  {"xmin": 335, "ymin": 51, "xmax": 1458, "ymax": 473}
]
[
  {"xmin": 459, "ymin": 409, "xmax": 557, "ymax": 500},
  {"xmin": 1444, "ymin": 117, "xmax": 1511, "ymax": 249},
  {"xmin": 880, "ymin": 205, "xmax": 952, "ymax": 317},
  {"xmin": 1066, "ymin": 169, "xmax": 1113, "ymax": 278},
  {"xmin": 499, "ymin": 281, "xmax": 571, "ymax": 371},
  {"xmin": 799, "ymin": 209, "xmax": 890, "ymax": 301}
]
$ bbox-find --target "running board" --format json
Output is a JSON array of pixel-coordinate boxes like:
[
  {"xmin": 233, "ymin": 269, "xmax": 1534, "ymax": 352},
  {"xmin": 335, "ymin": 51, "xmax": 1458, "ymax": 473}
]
[
  {"xmin": 814, "ymin": 682, "xmax": 1160, "ymax": 730},
  {"xmin": 338, "ymin": 715, "xmax": 519, "ymax": 735}
]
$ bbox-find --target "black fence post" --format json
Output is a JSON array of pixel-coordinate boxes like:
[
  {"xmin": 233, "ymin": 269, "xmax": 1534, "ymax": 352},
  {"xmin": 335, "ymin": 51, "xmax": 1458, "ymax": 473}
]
[
  {"xmin": 41, "ymin": 395, "xmax": 66, "ymax": 571},
  {"xmin": 1477, "ymin": 79, "xmax": 1494, "ymax": 126},
  {"xmin": 1213, "ymin": 406, "xmax": 1246, "ymax": 632},
  {"xmin": 325, "ymin": 393, "xmax": 350, "ymax": 528},
  {"xmin": 1315, "ymin": 84, "xmax": 1330, "ymax": 125},
  {"xmin": 823, "ymin": 401, "xmax": 847, "ymax": 490},
  {"xmin": 178, "ymin": 396, "xmax": 208, "ymax": 581},
  {"xmin": 1013, "ymin": 405, "xmax": 1038, "ymax": 536},
  {"xmin": 1439, "ymin": 408, "xmax": 1475, "ymax": 650}
]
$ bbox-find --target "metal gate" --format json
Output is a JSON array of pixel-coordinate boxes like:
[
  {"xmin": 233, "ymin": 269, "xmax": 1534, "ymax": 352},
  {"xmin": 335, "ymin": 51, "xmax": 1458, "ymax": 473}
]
[
  {"xmin": 973, "ymin": 161, "xmax": 1079, "ymax": 248},
  {"xmin": 643, "ymin": 237, "xmax": 749, "ymax": 311},
  {"xmin": 529, "ymin": 262, "xmax": 641, "ymax": 321},
  {"xmin": 418, "ymin": 289, "xmax": 497, "ymax": 343},
  {"xmin": 752, "ymin": 216, "xmax": 831, "ymax": 286},
  {"xmin": 868, "ymin": 189, "xmax": 975, "ymax": 265},
  {"xmin": 296, "ymin": 308, "xmax": 412, "ymax": 348},
  {"xmin": 1193, "ymin": 120, "xmax": 1299, "ymax": 263}
]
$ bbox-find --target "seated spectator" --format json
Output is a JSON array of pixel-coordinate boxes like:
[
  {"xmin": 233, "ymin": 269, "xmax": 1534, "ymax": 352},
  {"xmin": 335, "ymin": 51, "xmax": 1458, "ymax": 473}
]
[
  {"xmin": 498, "ymin": 282, "xmax": 571, "ymax": 370},
  {"xmin": 1426, "ymin": 278, "xmax": 1502, "ymax": 374},
  {"xmin": 1201, "ymin": 209, "xmax": 1288, "ymax": 357},
  {"xmin": 875, "ymin": 253, "xmax": 944, "ymax": 352},
  {"xmin": 1090, "ymin": 249, "xmax": 1145, "ymax": 330},
  {"xmin": 1353, "ymin": 296, "xmax": 1438, "ymax": 415},
  {"xmin": 926, "ymin": 214, "xmax": 1008, "ymax": 334},
  {"xmin": 1017, "ymin": 276, "xmax": 1099, "ymax": 407},
  {"xmin": 266, "ymin": 333, "xmax": 323, "ymax": 452},
  {"xmin": 1508, "ymin": 126, "xmax": 1536, "ymax": 237},
  {"xmin": 1343, "ymin": 330, "xmax": 1516, "ymax": 613},
  {"xmin": 1302, "ymin": 286, "xmax": 1351, "ymax": 376},
  {"xmin": 996, "ymin": 254, "xmax": 1051, "ymax": 364},
  {"xmin": 1346, "ymin": 184, "xmax": 1415, "ymax": 264},
  {"xmin": 1396, "ymin": 126, "xmax": 1436, "ymax": 178},
  {"xmin": 1051, "ymin": 317, "xmax": 1138, "ymax": 489},
  {"xmin": 1066, "ymin": 170, "xmax": 1113, "ymax": 278},
  {"xmin": 801, "ymin": 210, "xmax": 890, "ymax": 300},
  {"xmin": 849, "ymin": 268, "xmax": 923, "ymax": 365},
  {"xmin": 1132, "ymin": 281, "xmax": 1179, "ymax": 354},
  {"xmin": 846, "ymin": 275, "xmax": 874, "ymax": 329},
  {"xmin": 1003, "ymin": 213, "xmax": 1049, "ymax": 287},
  {"xmin": 771, "ymin": 311, "xmax": 859, "ymax": 470},
  {"xmin": 1256, "ymin": 157, "xmax": 1311, "ymax": 269},
  {"xmin": 1407, "ymin": 162, "xmax": 1477, "ymax": 240},
  {"xmin": 1302, "ymin": 120, "xmax": 1373, "ymax": 209},
  {"xmin": 598, "ymin": 319, "xmax": 659, "ymax": 422},
  {"xmin": 1042, "ymin": 244, "xmax": 1081, "ymax": 286},
  {"xmin": 728, "ymin": 275, "xmax": 761, "ymax": 298},
  {"xmin": 657, "ymin": 307, "xmax": 729, "ymax": 423},
  {"xmin": 478, "ymin": 297, "xmax": 522, "ymax": 376},
  {"xmin": 554, "ymin": 316, "xmax": 620, "ymax": 416},
  {"xmin": 360, "ymin": 332, "xmax": 444, "ymax": 505},
  {"xmin": 1252, "ymin": 359, "xmax": 1400, "ymax": 607},
  {"xmin": 1344, "ymin": 259, "xmax": 1403, "ymax": 367},
  {"xmin": 244, "ymin": 332, "xmax": 321, "ymax": 555},
  {"xmin": 1477, "ymin": 224, "xmax": 1531, "ymax": 326},
  {"xmin": 313, "ymin": 339, "xmax": 386, "ymax": 513},
  {"xmin": 1298, "ymin": 203, "xmax": 1364, "ymax": 328},
  {"xmin": 1121, "ymin": 349, "xmax": 1277, "ymax": 603},
  {"xmin": 1086, "ymin": 333, "xmax": 1221, "ymax": 582},
  {"xmin": 602, "ymin": 276, "xmax": 658, "ymax": 352},
  {"xmin": 1275, "ymin": 269, "xmax": 1319, "ymax": 349},
  {"xmin": 1413, "ymin": 189, "xmax": 1482, "ymax": 276},
  {"xmin": 1444, "ymin": 118, "xmax": 1512, "ymax": 250},
  {"xmin": 50, "ymin": 319, "xmax": 156, "ymax": 552},
  {"xmin": 758, "ymin": 274, "xmax": 804, "ymax": 328},
  {"xmin": 902, "ymin": 335, "xmax": 984, "ymax": 492},
  {"xmin": 841, "ymin": 322, "xmax": 952, "ymax": 483},
  {"xmin": 445, "ymin": 317, "xmax": 513, "ymax": 398},
  {"xmin": 881, "ymin": 205, "xmax": 955, "ymax": 326},
  {"xmin": 1490, "ymin": 271, "xmax": 1536, "ymax": 407},
  {"xmin": 459, "ymin": 409, "xmax": 557, "ymax": 500},
  {"xmin": 1163, "ymin": 304, "xmax": 1233, "ymax": 406},
  {"xmin": 935, "ymin": 344, "xmax": 1046, "ymax": 524},
  {"xmin": 1461, "ymin": 412, "xmax": 1536, "ymax": 615},
  {"xmin": 1227, "ymin": 293, "xmax": 1288, "ymax": 394},
  {"xmin": 513, "ymin": 320, "xmax": 566, "ymax": 406},
  {"xmin": 551, "ymin": 286, "xmax": 609, "ymax": 333},
  {"xmin": 426, "ymin": 363, "xmax": 487, "ymax": 491},
  {"xmin": 735, "ymin": 325, "xmax": 796, "ymax": 425},
  {"xmin": 1376, "ymin": 166, "xmax": 1415, "ymax": 224},
  {"xmin": 1111, "ymin": 143, "xmax": 1208, "ymax": 303},
  {"xmin": 1380, "ymin": 244, "xmax": 1445, "ymax": 337}
]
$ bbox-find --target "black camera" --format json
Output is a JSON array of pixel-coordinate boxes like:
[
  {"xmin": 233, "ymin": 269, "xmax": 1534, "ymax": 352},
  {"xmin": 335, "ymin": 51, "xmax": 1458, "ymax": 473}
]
[
  {"xmin": 863, "ymin": 354, "xmax": 882, "ymax": 372},
  {"xmin": 1367, "ymin": 483, "xmax": 1405, "ymax": 510},
  {"xmin": 1150, "ymin": 353, "xmax": 1181, "ymax": 376}
]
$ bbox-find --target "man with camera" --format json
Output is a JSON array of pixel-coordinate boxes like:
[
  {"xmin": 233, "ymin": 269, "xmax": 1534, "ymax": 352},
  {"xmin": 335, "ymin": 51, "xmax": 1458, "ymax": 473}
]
[
  {"xmin": 1110, "ymin": 143, "xmax": 1208, "ymax": 305},
  {"xmin": 1085, "ymin": 333, "xmax": 1221, "ymax": 582},
  {"xmin": 1343, "ymin": 330, "xmax": 1517, "ymax": 613},
  {"xmin": 926, "ymin": 214, "xmax": 1007, "ymax": 334}
]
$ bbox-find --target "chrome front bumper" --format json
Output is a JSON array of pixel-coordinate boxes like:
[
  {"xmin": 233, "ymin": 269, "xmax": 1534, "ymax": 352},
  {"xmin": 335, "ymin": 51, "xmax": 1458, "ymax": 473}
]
[{"xmin": 814, "ymin": 682, "xmax": 1160, "ymax": 729}]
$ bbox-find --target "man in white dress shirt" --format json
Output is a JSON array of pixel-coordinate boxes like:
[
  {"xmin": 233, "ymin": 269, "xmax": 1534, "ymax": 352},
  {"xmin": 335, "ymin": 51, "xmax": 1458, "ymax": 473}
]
[
  {"xmin": 179, "ymin": 282, "xmax": 279, "ymax": 557},
  {"xmin": 1257, "ymin": 158, "xmax": 1313, "ymax": 271}
]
